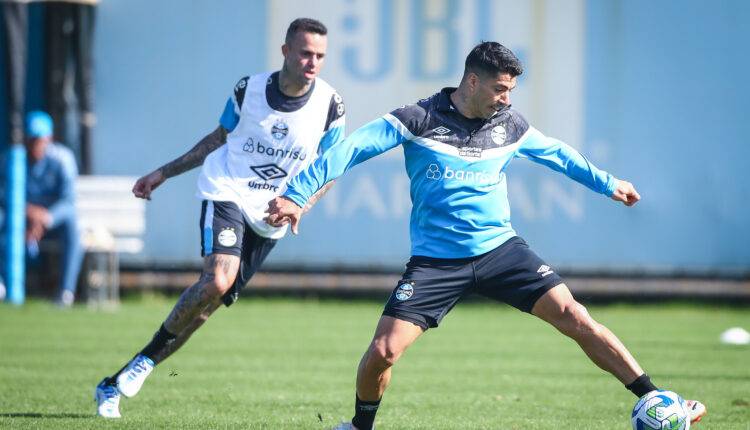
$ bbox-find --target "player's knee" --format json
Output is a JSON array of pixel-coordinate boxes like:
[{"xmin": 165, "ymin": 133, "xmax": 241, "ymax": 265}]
[
  {"xmin": 562, "ymin": 302, "xmax": 599, "ymax": 338},
  {"xmin": 367, "ymin": 339, "xmax": 402, "ymax": 369},
  {"xmin": 201, "ymin": 270, "xmax": 234, "ymax": 298}
]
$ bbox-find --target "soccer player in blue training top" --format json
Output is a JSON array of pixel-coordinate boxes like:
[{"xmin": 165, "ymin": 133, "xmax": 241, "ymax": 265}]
[
  {"xmin": 94, "ymin": 18, "xmax": 345, "ymax": 418},
  {"xmin": 266, "ymin": 42, "xmax": 707, "ymax": 429}
]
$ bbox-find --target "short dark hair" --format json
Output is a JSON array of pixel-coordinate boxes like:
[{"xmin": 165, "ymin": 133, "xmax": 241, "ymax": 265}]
[
  {"xmin": 285, "ymin": 18, "xmax": 327, "ymax": 45},
  {"xmin": 464, "ymin": 41, "xmax": 523, "ymax": 78}
]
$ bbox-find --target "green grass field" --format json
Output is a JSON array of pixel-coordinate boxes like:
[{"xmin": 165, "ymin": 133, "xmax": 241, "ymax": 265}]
[{"xmin": 1, "ymin": 297, "xmax": 749, "ymax": 429}]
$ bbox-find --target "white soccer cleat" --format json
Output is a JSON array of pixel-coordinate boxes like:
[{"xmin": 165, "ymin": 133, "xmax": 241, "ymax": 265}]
[
  {"xmin": 116, "ymin": 354, "xmax": 155, "ymax": 398},
  {"xmin": 95, "ymin": 378, "xmax": 121, "ymax": 418},
  {"xmin": 686, "ymin": 400, "xmax": 707, "ymax": 425}
]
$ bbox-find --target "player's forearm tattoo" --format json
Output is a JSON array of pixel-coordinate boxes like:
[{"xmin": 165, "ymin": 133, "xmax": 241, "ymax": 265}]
[
  {"xmin": 158, "ymin": 126, "xmax": 227, "ymax": 179},
  {"xmin": 303, "ymin": 180, "xmax": 335, "ymax": 213}
]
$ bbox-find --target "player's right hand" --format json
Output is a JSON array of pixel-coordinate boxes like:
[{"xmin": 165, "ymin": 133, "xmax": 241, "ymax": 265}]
[
  {"xmin": 265, "ymin": 196, "xmax": 303, "ymax": 234},
  {"xmin": 132, "ymin": 170, "xmax": 166, "ymax": 200},
  {"xmin": 610, "ymin": 179, "xmax": 640, "ymax": 206}
]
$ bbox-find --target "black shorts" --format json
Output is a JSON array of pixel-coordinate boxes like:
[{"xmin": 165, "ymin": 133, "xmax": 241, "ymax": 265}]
[
  {"xmin": 199, "ymin": 200, "xmax": 277, "ymax": 307},
  {"xmin": 382, "ymin": 236, "xmax": 563, "ymax": 330}
]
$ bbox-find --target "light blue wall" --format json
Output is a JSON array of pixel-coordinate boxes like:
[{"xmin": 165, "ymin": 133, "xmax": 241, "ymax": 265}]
[
  {"xmin": 91, "ymin": 0, "xmax": 749, "ymax": 271},
  {"xmin": 573, "ymin": 0, "xmax": 750, "ymax": 270}
]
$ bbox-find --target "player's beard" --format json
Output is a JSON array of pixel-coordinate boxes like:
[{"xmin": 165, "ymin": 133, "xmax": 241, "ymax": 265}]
[{"xmin": 281, "ymin": 62, "xmax": 312, "ymax": 89}]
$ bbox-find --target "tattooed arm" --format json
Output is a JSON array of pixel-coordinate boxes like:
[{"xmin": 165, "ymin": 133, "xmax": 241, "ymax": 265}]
[
  {"xmin": 132, "ymin": 125, "xmax": 228, "ymax": 200},
  {"xmin": 303, "ymin": 180, "xmax": 335, "ymax": 214}
]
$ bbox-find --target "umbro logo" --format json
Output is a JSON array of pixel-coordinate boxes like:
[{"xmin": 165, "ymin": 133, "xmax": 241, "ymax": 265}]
[
  {"xmin": 433, "ymin": 126, "xmax": 451, "ymax": 135},
  {"xmin": 537, "ymin": 265, "xmax": 554, "ymax": 277},
  {"xmin": 251, "ymin": 163, "xmax": 287, "ymax": 181}
]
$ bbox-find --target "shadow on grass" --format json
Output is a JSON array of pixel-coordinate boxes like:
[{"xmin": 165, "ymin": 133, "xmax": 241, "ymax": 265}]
[{"xmin": 0, "ymin": 412, "xmax": 93, "ymax": 419}]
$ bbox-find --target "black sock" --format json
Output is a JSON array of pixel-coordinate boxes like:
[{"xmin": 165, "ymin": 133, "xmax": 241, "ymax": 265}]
[
  {"xmin": 105, "ymin": 325, "xmax": 176, "ymax": 385},
  {"xmin": 108, "ymin": 324, "xmax": 177, "ymax": 383},
  {"xmin": 626, "ymin": 374, "xmax": 658, "ymax": 397},
  {"xmin": 351, "ymin": 395, "xmax": 380, "ymax": 430},
  {"xmin": 139, "ymin": 324, "xmax": 177, "ymax": 363}
]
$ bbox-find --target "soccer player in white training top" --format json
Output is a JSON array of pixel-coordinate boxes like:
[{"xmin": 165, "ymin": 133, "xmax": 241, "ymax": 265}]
[{"xmin": 95, "ymin": 18, "xmax": 345, "ymax": 418}]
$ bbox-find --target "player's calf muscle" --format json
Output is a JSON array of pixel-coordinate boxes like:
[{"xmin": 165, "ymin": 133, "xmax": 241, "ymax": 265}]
[
  {"xmin": 164, "ymin": 255, "xmax": 238, "ymax": 332},
  {"xmin": 153, "ymin": 302, "xmax": 220, "ymax": 363},
  {"xmin": 164, "ymin": 283, "xmax": 214, "ymax": 332}
]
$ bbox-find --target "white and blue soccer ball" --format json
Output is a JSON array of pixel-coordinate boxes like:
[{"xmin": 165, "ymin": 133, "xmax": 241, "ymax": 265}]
[{"xmin": 631, "ymin": 390, "xmax": 690, "ymax": 430}]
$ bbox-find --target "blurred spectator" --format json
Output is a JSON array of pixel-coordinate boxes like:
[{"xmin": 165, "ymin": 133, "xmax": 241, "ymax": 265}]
[
  {"xmin": 45, "ymin": 0, "xmax": 98, "ymax": 173},
  {"xmin": 0, "ymin": 111, "xmax": 83, "ymax": 306}
]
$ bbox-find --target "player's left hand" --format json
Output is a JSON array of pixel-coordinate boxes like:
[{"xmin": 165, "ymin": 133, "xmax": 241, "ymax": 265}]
[
  {"xmin": 265, "ymin": 196, "xmax": 304, "ymax": 234},
  {"xmin": 610, "ymin": 179, "xmax": 640, "ymax": 206}
]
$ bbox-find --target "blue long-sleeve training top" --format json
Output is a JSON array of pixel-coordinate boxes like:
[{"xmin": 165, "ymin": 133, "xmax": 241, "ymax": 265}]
[
  {"xmin": 28, "ymin": 143, "xmax": 78, "ymax": 228},
  {"xmin": 1, "ymin": 143, "xmax": 78, "ymax": 229},
  {"xmin": 284, "ymin": 88, "xmax": 617, "ymax": 259}
]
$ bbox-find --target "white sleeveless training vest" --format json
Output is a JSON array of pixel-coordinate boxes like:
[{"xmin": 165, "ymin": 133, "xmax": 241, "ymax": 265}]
[{"xmin": 197, "ymin": 71, "xmax": 345, "ymax": 239}]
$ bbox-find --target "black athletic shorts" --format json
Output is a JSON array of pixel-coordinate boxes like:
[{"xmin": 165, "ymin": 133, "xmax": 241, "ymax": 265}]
[
  {"xmin": 382, "ymin": 236, "xmax": 563, "ymax": 330},
  {"xmin": 199, "ymin": 200, "xmax": 277, "ymax": 307}
]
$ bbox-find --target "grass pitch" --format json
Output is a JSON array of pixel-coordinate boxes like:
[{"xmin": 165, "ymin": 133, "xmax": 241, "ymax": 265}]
[{"xmin": 1, "ymin": 296, "xmax": 749, "ymax": 429}]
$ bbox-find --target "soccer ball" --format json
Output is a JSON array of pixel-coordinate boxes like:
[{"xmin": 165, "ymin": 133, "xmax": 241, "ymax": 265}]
[{"xmin": 631, "ymin": 390, "xmax": 690, "ymax": 430}]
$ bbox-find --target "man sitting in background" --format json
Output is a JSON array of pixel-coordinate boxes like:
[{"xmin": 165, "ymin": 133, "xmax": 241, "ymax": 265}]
[{"xmin": 0, "ymin": 111, "xmax": 83, "ymax": 306}]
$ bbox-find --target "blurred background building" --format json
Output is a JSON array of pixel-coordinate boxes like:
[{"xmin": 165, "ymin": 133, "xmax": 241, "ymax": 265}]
[{"xmin": 2, "ymin": 0, "xmax": 748, "ymax": 288}]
